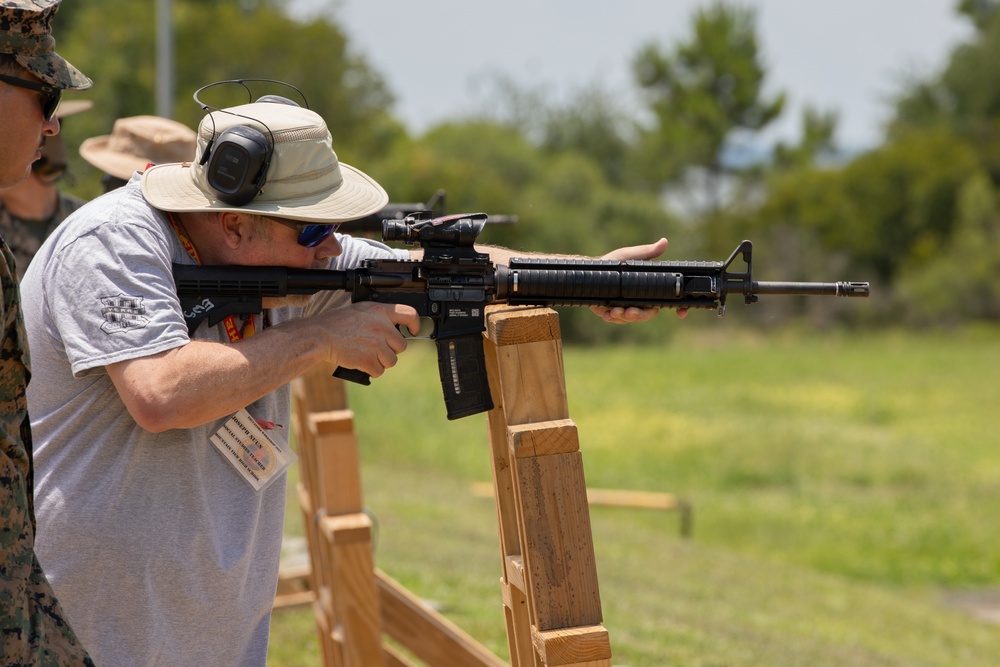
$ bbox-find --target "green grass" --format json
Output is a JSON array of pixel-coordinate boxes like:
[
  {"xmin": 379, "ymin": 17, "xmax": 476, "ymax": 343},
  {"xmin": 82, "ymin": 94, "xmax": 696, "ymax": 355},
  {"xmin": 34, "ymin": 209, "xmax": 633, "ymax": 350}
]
[{"xmin": 269, "ymin": 324, "xmax": 1000, "ymax": 666}]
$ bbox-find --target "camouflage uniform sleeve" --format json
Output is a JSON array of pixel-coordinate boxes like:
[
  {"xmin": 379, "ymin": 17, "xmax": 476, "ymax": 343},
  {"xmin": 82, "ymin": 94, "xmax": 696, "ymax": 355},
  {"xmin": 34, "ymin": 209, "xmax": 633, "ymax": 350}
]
[{"xmin": 0, "ymin": 239, "xmax": 94, "ymax": 666}]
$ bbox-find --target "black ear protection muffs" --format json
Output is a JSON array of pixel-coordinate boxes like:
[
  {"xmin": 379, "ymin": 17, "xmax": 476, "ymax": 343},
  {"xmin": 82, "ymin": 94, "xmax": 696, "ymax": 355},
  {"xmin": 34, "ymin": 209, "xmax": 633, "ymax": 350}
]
[
  {"xmin": 204, "ymin": 124, "xmax": 271, "ymax": 206},
  {"xmin": 193, "ymin": 80, "xmax": 308, "ymax": 206}
]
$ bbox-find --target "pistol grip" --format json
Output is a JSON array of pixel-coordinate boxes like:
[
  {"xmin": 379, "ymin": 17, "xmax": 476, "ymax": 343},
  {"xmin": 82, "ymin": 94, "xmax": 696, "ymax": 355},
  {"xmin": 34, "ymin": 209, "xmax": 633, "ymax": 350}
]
[{"xmin": 436, "ymin": 335, "xmax": 494, "ymax": 420}]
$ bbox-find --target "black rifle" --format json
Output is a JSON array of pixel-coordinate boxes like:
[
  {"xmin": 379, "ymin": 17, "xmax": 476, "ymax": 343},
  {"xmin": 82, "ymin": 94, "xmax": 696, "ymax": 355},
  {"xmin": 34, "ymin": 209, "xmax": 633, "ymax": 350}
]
[{"xmin": 173, "ymin": 213, "xmax": 870, "ymax": 420}]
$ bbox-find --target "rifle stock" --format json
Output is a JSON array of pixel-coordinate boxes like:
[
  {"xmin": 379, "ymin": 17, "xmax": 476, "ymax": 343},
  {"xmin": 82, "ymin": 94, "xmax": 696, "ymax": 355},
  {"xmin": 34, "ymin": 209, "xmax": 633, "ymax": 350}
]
[{"xmin": 173, "ymin": 214, "xmax": 870, "ymax": 420}]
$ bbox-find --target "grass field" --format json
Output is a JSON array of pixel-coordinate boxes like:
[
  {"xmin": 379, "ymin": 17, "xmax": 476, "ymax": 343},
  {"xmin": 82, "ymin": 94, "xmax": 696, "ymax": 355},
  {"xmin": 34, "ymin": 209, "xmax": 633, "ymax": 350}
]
[{"xmin": 268, "ymin": 323, "xmax": 1000, "ymax": 666}]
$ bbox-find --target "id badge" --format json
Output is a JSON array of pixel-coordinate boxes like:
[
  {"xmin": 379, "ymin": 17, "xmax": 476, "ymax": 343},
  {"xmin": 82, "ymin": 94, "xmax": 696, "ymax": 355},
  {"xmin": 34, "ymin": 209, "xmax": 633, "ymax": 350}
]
[{"xmin": 211, "ymin": 408, "xmax": 297, "ymax": 491}]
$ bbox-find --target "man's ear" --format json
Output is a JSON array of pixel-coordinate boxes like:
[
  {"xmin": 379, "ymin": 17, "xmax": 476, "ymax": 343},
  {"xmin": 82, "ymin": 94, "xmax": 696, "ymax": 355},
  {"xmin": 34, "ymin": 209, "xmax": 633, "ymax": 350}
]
[{"xmin": 219, "ymin": 211, "xmax": 248, "ymax": 249}]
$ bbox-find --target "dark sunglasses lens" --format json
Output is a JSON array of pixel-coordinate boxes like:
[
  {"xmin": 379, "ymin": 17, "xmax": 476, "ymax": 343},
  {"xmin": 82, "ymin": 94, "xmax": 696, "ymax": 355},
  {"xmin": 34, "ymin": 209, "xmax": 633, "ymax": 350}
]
[
  {"xmin": 42, "ymin": 89, "xmax": 61, "ymax": 121},
  {"xmin": 297, "ymin": 224, "xmax": 335, "ymax": 247}
]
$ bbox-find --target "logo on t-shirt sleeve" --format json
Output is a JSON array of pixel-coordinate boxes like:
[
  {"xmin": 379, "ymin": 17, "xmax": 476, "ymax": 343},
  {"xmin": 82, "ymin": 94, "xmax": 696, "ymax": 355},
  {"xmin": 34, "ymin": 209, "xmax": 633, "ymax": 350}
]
[{"xmin": 100, "ymin": 293, "xmax": 150, "ymax": 333}]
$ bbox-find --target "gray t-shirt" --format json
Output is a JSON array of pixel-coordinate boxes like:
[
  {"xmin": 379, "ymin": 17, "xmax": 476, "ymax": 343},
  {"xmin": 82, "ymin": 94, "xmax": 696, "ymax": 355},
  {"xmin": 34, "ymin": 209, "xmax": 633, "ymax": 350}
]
[{"xmin": 21, "ymin": 176, "xmax": 406, "ymax": 667}]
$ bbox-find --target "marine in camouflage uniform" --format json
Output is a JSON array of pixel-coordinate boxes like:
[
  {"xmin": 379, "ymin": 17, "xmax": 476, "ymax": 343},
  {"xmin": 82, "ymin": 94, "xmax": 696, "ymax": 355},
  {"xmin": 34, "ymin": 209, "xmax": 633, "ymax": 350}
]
[
  {"xmin": 2, "ymin": 115, "xmax": 91, "ymax": 280},
  {"xmin": 1, "ymin": 1, "xmax": 95, "ymax": 664},
  {"xmin": 0, "ymin": 239, "xmax": 93, "ymax": 666},
  {"xmin": 0, "ymin": 188, "xmax": 85, "ymax": 280}
]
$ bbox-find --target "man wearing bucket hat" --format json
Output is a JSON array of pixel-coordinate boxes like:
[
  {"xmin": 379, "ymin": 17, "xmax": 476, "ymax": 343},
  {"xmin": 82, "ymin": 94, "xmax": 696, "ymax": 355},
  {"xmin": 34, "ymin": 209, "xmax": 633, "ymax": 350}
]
[
  {"xmin": 0, "ymin": 99, "xmax": 92, "ymax": 279},
  {"xmin": 0, "ymin": 1, "xmax": 96, "ymax": 666},
  {"xmin": 80, "ymin": 114, "xmax": 197, "ymax": 192},
  {"xmin": 22, "ymin": 89, "xmax": 672, "ymax": 665}
]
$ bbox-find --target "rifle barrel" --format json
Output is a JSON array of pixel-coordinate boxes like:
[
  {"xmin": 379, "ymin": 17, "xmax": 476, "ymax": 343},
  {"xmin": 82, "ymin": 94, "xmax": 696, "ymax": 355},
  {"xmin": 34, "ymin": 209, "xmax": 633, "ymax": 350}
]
[{"xmin": 747, "ymin": 281, "xmax": 870, "ymax": 297}]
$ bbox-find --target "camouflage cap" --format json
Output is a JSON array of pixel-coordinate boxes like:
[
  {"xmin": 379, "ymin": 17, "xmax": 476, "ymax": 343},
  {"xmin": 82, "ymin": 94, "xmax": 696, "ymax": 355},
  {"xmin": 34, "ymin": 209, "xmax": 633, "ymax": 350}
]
[{"xmin": 0, "ymin": 0, "xmax": 91, "ymax": 90}]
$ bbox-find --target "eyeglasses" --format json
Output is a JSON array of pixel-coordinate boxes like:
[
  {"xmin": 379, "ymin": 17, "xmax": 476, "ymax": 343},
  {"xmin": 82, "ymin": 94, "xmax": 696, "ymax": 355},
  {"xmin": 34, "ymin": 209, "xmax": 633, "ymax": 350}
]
[
  {"xmin": 0, "ymin": 73, "xmax": 61, "ymax": 121},
  {"xmin": 269, "ymin": 217, "xmax": 338, "ymax": 247}
]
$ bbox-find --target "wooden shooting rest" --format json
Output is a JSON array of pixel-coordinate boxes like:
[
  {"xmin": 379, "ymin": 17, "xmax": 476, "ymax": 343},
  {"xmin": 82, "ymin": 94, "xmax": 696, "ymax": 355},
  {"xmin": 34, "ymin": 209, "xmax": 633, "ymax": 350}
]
[{"xmin": 284, "ymin": 305, "xmax": 614, "ymax": 666}]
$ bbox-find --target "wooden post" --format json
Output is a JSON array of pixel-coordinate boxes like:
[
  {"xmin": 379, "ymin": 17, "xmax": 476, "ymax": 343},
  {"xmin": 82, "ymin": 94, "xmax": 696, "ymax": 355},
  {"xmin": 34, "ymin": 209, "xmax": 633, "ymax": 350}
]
[
  {"xmin": 483, "ymin": 305, "xmax": 613, "ymax": 667},
  {"xmin": 289, "ymin": 363, "xmax": 505, "ymax": 667},
  {"xmin": 293, "ymin": 362, "xmax": 386, "ymax": 667},
  {"xmin": 285, "ymin": 304, "xmax": 612, "ymax": 666}
]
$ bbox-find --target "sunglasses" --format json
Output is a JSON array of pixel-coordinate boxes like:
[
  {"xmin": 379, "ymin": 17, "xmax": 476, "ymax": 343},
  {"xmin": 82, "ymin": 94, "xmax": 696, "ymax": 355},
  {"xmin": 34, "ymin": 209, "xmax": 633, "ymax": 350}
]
[
  {"xmin": 0, "ymin": 73, "xmax": 62, "ymax": 121},
  {"xmin": 269, "ymin": 217, "xmax": 338, "ymax": 247}
]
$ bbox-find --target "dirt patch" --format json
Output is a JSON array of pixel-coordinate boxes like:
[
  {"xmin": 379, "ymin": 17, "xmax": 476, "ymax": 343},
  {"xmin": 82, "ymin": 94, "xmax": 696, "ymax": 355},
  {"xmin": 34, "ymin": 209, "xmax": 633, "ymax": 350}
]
[{"xmin": 943, "ymin": 589, "xmax": 1000, "ymax": 625}]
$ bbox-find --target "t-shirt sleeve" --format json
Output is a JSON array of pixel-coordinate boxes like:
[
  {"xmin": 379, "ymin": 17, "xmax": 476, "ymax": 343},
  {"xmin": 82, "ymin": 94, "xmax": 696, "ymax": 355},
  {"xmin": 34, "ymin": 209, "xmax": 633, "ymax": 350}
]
[
  {"xmin": 40, "ymin": 220, "xmax": 190, "ymax": 377},
  {"xmin": 329, "ymin": 233, "xmax": 409, "ymax": 269}
]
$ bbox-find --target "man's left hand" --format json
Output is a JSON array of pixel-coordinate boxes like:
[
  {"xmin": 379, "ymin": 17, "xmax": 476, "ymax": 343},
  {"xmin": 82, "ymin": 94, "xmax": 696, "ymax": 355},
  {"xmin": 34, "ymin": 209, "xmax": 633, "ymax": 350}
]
[{"xmin": 591, "ymin": 238, "xmax": 689, "ymax": 323}]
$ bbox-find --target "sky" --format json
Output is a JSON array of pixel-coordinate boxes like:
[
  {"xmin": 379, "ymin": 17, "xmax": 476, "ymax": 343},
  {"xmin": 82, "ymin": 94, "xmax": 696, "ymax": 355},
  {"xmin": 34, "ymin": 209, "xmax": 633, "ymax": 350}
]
[{"xmin": 291, "ymin": 0, "xmax": 972, "ymax": 151}]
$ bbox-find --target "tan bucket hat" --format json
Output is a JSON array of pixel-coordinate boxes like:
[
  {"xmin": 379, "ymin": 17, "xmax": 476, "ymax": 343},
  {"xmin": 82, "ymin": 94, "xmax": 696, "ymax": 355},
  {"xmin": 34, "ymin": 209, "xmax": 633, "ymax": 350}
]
[
  {"xmin": 141, "ymin": 102, "xmax": 388, "ymax": 223},
  {"xmin": 0, "ymin": 0, "xmax": 91, "ymax": 90},
  {"xmin": 80, "ymin": 115, "xmax": 197, "ymax": 180}
]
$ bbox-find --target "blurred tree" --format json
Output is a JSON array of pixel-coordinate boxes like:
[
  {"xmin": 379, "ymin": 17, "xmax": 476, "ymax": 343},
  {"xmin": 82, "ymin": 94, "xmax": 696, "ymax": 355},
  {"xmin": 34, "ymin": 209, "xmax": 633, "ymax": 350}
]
[
  {"xmin": 879, "ymin": 0, "xmax": 1000, "ymax": 324},
  {"xmin": 53, "ymin": 0, "xmax": 399, "ymax": 198},
  {"xmin": 465, "ymin": 72, "xmax": 637, "ymax": 188},
  {"xmin": 715, "ymin": 1, "xmax": 1000, "ymax": 327},
  {"xmin": 370, "ymin": 120, "xmax": 675, "ymax": 255},
  {"xmin": 368, "ymin": 122, "xmax": 541, "ymax": 232},
  {"xmin": 772, "ymin": 106, "xmax": 840, "ymax": 170},
  {"xmin": 755, "ymin": 127, "xmax": 979, "ymax": 285},
  {"xmin": 891, "ymin": 3, "xmax": 1000, "ymax": 184},
  {"xmin": 536, "ymin": 87, "xmax": 635, "ymax": 189},
  {"xmin": 630, "ymin": 1, "xmax": 785, "ymax": 215},
  {"xmin": 895, "ymin": 168, "xmax": 1000, "ymax": 323},
  {"xmin": 957, "ymin": 0, "xmax": 1000, "ymax": 30}
]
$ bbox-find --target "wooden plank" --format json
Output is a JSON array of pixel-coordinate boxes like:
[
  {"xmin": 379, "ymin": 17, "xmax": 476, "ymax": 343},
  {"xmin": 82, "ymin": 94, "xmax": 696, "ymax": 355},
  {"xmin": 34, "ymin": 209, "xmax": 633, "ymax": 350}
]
[
  {"xmin": 484, "ymin": 335, "xmax": 523, "ymax": 576},
  {"xmin": 293, "ymin": 392, "xmax": 320, "ymax": 515},
  {"xmin": 484, "ymin": 306, "xmax": 568, "ymax": 427},
  {"xmin": 376, "ymin": 569, "xmax": 507, "ymax": 667},
  {"xmin": 505, "ymin": 555, "xmax": 525, "ymax": 594},
  {"xmin": 298, "ymin": 482, "xmax": 337, "ymax": 615},
  {"xmin": 485, "ymin": 305, "xmax": 562, "ymax": 346},
  {"xmin": 320, "ymin": 514, "xmax": 385, "ymax": 667},
  {"xmin": 272, "ymin": 589, "xmax": 315, "ymax": 610},
  {"xmin": 494, "ymin": 341, "xmax": 569, "ymax": 425},
  {"xmin": 313, "ymin": 425, "xmax": 364, "ymax": 517},
  {"xmin": 531, "ymin": 625, "xmax": 611, "ymax": 666},
  {"xmin": 503, "ymin": 605, "xmax": 520, "ymax": 667},
  {"xmin": 504, "ymin": 581, "xmax": 536, "ymax": 667},
  {"xmin": 312, "ymin": 598, "xmax": 342, "ymax": 667},
  {"xmin": 471, "ymin": 482, "xmax": 684, "ymax": 512},
  {"xmin": 275, "ymin": 563, "xmax": 312, "ymax": 608},
  {"xmin": 321, "ymin": 513, "xmax": 372, "ymax": 544},
  {"xmin": 317, "ymin": 587, "xmax": 334, "ymax": 631},
  {"xmin": 515, "ymin": 451, "xmax": 602, "ymax": 631},
  {"xmin": 508, "ymin": 420, "xmax": 578, "ymax": 458},
  {"xmin": 585, "ymin": 488, "xmax": 682, "ymax": 510},
  {"xmin": 294, "ymin": 362, "xmax": 349, "ymax": 411},
  {"xmin": 310, "ymin": 409, "xmax": 355, "ymax": 435},
  {"xmin": 383, "ymin": 644, "xmax": 420, "ymax": 667}
]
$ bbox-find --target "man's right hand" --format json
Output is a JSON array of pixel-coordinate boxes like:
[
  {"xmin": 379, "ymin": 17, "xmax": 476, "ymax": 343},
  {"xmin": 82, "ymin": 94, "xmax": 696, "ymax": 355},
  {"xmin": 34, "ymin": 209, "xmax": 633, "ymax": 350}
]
[{"xmin": 317, "ymin": 302, "xmax": 421, "ymax": 379}]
